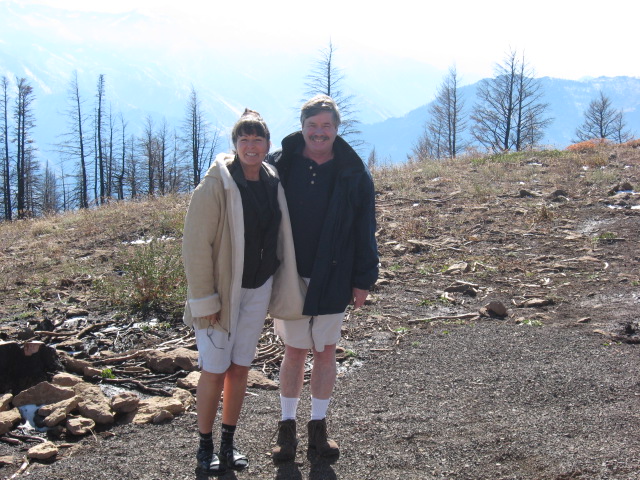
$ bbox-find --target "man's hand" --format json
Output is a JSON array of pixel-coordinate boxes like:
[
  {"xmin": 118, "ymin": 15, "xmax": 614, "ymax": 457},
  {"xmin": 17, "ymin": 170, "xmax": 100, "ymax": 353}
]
[{"xmin": 351, "ymin": 287, "xmax": 369, "ymax": 309}]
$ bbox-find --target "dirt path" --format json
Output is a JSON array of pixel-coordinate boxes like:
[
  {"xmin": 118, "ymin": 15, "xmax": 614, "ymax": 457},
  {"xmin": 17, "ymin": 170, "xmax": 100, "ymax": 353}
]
[{"xmin": 4, "ymin": 321, "xmax": 638, "ymax": 480}]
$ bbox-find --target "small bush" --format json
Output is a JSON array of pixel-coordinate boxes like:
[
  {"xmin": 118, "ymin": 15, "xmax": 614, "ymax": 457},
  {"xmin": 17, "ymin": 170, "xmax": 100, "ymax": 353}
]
[
  {"xmin": 566, "ymin": 139, "xmax": 611, "ymax": 153},
  {"xmin": 621, "ymin": 138, "xmax": 640, "ymax": 149},
  {"xmin": 97, "ymin": 238, "xmax": 186, "ymax": 318}
]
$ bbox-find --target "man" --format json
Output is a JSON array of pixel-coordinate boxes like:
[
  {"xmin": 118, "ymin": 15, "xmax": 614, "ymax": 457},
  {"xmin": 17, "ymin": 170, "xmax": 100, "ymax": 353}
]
[{"xmin": 269, "ymin": 94, "xmax": 379, "ymax": 461}]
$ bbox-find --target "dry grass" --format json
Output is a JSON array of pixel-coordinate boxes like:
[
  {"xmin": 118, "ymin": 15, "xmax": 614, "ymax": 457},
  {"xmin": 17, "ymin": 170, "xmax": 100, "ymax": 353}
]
[
  {"xmin": 1, "ymin": 146, "xmax": 638, "ymax": 324},
  {"xmin": 0, "ymin": 194, "xmax": 189, "ymax": 321}
]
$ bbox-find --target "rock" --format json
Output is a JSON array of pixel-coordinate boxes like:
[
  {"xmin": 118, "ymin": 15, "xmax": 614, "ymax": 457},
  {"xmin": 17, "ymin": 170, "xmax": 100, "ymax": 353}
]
[
  {"xmin": 27, "ymin": 441, "xmax": 58, "ymax": 460},
  {"xmin": 444, "ymin": 262, "xmax": 470, "ymax": 274},
  {"xmin": 51, "ymin": 372, "xmax": 83, "ymax": 387},
  {"xmin": 59, "ymin": 353, "xmax": 93, "ymax": 376},
  {"xmin": 549, "ymin": 189, "xmax": 569, "ymax": 199},
  {"xmin": 12, "ymin": 382, "xmax": 75, "ymax": 408},
  {"xmin": 519, "ymin": 189, "xmax": 540, "ymax": 198},
  {"xmin": 407, "ymin": 239, "xmax": 430, "ymax": 253},
  {"xmin": 66, "ymin": 416, "xmax": 96, "ymax": 435},
  {"xmin": 0, "ymin": 455, "xmax": 17, "ymax": 466},
  {"xmin": 152, "ymin": 410, "xmax": 174, "ymax": 424},
  {"xmin": 608, "ymin": 182, "xmax": 634, "ymax": 195},
  {"xmin": 83, "ymin": 366, "xmax": 102, "ymax": 378},
  {"xmin": 23, "ymin": 340, "xmax": 45, "ymax": 356},
  {"xmin": 72, "ymin": 382, "xmax": 115, "ymax": 425},
  {"xmin": 127, "ymin": 396, "xmax": 185, "ymax": 425},
  {"xmin": 480, "ymin": 301, "xmax": 508, "ymax": 318},
  {"xmin": 577, "ymin": 317, "xmax": 592, "ymax": 324},
  {"xmin": 391, "ymin": 244, "xmax": 408, "ymax": 256},
  {"xmin": 65, "ymin": 307, "xmax": 89, "ymax": 318},
  {"xmin": 172, "ymin": 388, "xmax": 195, "ymax": 411},
  {"xmin": 0, "ymin": 393, "xmax": 12, "ymax": 411},
  {"xmin": 0, "ymin": 408, "xmax": 21, "ymax": 435},
  {"xmin": 176, "ymin": 371, "xmax": 200, "ymax": 390},
  {"xmin": 521, "ymin": 298, "xmax": 554, "ymax": 308},
  {"xmin": 111, "ymin": 392, "xmax": 140, "ymax": 413},
  {"xmin": 444, "ymin": 281, "xmax": 480, "ymax": 296},
  {"xmin": 247, "ymin": 370, "xmax": 278, "ymax": 390},
  {"xmin": 144, "ymin": 347, "xmax": 198, "ymax": 374},
  {"xmin": 38, "ymin": 396, "xmax": 80, "ymax": 427}
]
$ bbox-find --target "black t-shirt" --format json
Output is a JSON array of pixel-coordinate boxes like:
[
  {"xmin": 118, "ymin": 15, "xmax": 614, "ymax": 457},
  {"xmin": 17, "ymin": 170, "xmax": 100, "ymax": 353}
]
[{"xmin": 230, "ymin": 160, "xmax": 281, "ymax": 289}]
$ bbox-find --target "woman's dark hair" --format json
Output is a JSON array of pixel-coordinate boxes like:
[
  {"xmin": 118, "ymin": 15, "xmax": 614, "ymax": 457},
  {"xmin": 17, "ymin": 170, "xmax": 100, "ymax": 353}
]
[{"xmin": 231, "ymin": 108, "xmax": 270, "ymax": 146}]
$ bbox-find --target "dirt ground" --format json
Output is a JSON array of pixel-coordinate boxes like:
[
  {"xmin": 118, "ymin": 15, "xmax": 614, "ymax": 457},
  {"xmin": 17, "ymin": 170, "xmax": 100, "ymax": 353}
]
[{"xmin": 1, "ymin": 146, "xmax": 639, "ymax": 479}]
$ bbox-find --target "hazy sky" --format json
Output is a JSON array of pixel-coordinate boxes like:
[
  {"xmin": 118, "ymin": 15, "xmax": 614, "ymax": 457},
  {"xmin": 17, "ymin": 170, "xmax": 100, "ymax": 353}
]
[{"xmin": 7, "ymin": 0, "xmax": 639, "ymax": 82}]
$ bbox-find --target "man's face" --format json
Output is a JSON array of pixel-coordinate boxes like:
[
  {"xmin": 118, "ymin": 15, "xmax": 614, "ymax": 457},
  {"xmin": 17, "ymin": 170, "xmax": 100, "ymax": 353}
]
[{"xmin": 301, "ymin": 111, "xmax": 338, "ymax": 159}]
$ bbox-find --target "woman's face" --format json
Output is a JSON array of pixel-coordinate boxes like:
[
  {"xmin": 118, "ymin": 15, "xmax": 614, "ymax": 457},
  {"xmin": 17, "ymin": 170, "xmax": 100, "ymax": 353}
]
[{"xmin": 235, "ymin": 133, "xmax": 269, "ymax": 172}]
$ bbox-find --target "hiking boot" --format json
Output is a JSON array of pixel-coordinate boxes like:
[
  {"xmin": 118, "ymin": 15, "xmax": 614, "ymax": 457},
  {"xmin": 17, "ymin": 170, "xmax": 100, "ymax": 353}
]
[
  {"xmin": 220, "ymin": 445, "xmax": 248, "ymax": 471},
  {"xmin": 196, "ymin": 445, "xmax": 226, "ymax": 476},
  {"xmin": 271, "ymin": 419, "xmax": 298, "ymax": 462},
  {"xmin": 307, "ymin": 418, "xmax": 339, "ymax": 457}
]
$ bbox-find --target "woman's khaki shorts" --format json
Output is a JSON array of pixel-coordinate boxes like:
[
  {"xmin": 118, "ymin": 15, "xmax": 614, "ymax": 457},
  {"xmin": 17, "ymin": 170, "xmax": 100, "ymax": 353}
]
[
  {"xmin": 194, "ymin": 277, "xmax": 272, "ymax": 374},
  {"xmin": 274, "ymin": 311, "xmax": 345, "ymax": 353}
]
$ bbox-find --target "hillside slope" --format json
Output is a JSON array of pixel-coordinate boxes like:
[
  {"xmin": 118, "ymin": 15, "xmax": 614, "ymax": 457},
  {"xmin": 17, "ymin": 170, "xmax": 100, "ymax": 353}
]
[{"xmin": 1, "ymin": 145, "xmax": 639, "ymax": 479}]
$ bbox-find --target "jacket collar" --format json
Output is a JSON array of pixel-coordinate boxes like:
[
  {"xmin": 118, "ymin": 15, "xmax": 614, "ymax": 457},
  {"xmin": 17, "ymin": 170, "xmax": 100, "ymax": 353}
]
[{"xmin": 228, "ymin": 155, "xmax": 279, "ymax": 188}]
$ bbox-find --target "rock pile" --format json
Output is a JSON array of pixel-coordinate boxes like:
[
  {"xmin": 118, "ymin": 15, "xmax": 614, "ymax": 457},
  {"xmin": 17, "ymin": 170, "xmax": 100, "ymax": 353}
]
[{"xmin": 0, "ymin": 372, "xmax": 194, "ymax": 461}]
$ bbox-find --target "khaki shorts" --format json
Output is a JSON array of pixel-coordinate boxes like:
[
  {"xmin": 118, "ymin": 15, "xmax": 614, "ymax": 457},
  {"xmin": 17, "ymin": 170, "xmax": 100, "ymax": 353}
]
[
  {"xmin": 274, "ymin": 311, "xmax": 345, "ymax": 353},
  {"xmin": 194, "ymin": 277, "xmax": 272, "ymax": 374}
]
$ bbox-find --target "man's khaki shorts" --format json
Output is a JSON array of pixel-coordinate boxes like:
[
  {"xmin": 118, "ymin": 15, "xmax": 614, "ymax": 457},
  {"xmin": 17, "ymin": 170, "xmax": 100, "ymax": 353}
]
[{"xmin": 274, "ymin": 310, "xmax": 345, "ymax": 353}]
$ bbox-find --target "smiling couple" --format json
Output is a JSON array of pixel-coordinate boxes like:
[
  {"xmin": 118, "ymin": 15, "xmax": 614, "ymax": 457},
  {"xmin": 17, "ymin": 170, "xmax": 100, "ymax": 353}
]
[{"xmin": 182, "ymin": 94, "xmax": 378, "ymax": 476}]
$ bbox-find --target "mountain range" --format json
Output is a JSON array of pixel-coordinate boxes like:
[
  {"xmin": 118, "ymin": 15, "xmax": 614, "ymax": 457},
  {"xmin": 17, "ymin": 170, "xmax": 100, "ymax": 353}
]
[
  {"xmin": 363, "ymin": 76, "xmax": 640, "ymax": 163},
  {"xmin": 1, "ymin": 2, "xmax": 640, "ymax": 167}
]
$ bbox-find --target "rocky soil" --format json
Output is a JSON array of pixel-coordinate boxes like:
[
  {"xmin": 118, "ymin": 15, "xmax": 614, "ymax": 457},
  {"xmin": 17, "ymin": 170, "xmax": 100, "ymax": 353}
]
[{"xmin": 1, "ymin": 146, "xmax": 639, "ymax": 479}]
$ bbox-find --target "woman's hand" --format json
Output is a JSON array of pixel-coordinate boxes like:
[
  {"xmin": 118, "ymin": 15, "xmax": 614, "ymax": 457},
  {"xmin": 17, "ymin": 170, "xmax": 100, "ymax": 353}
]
[{"xmin": 199, "ymin": 312, "xmax": 220, "ymax": 326}]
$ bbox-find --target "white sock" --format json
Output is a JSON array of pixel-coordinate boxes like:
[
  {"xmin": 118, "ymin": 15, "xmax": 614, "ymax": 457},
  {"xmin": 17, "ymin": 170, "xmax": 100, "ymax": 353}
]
[
  {"xmin": 311, "ymin": 397, "xmax": 331, "ymax": 421},
  {"xmin": 280, "ymin": 395, "xmax": 299, "ymax": 421}
]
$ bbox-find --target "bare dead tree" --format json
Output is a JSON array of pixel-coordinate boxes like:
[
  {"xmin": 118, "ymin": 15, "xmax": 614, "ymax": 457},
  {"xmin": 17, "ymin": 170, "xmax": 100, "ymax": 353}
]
[
  {"xmin": 471, "ymin": 50, "xmax": 551, "ymax": 153},
  {"xmin": 182, "ymin": 86, "xmax": 218, "ymax": 188},
  {"xmin": 14, "ymin": 77, "xmax": 37, "ymax": 218},
  {"xmin": 1, "ymin": 76, "xmax": 11, "ymax": 220},
  {"xmin": 415, "ymin": 66, "xmax": 468, "ymax": 160},
  {"xmin": 125, "ymin": 134, "xmax": 140, "ymax": 198},
  {"xmin": 157, "ymin": 119, "xmax": 168, "ymax": 196},
  {"xmin": 304, "ymin": 40, "xmax": 363, "ymax": 147},
  {"xmin": 115, "ymin": 113, "xmax": 127, "ymax": 200},
  {"xmin": 95, "ymin": 74, "xmax": 106, "ymax": 204},
  {"xmin": 57, "ymin": 71, "xmax": 90, "ymax": 209},
  {"xmin": 574, "ymin": 91, "xmax": 632, "ymax": 143},
  {"xmin": 141, "ymin": 115, "xmax": 157, "ymax": 196},
  {"xmin": 105, "ymin": 104, "xmax": 115, "ymax": 199},
  {"xmin": 40, "ymin": 161, "xmax": 59, "ymax": 215}
]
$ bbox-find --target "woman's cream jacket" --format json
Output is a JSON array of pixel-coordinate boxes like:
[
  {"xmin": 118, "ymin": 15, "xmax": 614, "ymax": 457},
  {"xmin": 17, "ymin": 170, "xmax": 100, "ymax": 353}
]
[{"xmin": 182, "ymin": 153, "xmax": 308, "ymax": 334}]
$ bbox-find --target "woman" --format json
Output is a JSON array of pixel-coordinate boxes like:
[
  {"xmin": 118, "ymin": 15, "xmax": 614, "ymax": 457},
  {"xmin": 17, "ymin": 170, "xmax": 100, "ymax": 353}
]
[{"xmin": 182, "ymin": 109, "xmax": 303, "ymax": 475}]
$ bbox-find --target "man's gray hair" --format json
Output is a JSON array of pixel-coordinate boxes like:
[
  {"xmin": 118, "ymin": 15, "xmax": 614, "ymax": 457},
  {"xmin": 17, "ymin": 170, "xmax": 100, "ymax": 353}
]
[{"xmin": 300, "ymin": 94, "xmax": 341, "ymax": 127}]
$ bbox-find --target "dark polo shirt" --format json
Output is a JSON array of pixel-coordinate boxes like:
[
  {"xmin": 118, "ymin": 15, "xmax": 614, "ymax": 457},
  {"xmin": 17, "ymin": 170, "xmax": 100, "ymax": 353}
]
[{"xmin": 285, "ymin": 151, "xmax": 337, "ymax": 278}]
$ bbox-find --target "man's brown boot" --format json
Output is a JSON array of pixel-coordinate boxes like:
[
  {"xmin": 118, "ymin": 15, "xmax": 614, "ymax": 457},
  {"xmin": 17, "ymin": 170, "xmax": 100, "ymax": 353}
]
[
  {"xmin": 307, "ymin": 418, "xmax": 339, "ymax": 457},
  {"xmin": 271, "ymin": 419, "xmax": 298, "ymax": 462}
]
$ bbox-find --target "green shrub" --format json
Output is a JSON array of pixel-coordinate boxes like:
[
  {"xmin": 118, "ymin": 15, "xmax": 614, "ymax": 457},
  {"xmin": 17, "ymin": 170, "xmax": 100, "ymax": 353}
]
[{"xmin": 98, "ymin": 238, "xmax": 186, "ymax": 318}]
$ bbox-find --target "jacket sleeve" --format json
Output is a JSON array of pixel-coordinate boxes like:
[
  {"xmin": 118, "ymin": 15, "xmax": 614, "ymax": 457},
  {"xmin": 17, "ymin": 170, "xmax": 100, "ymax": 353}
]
[
  {"xmin": 352, "ymin": 169, "xmax": 379, "ymax": 290},
  {"xmin": 182, "ymin": 175, "xmax": 223, "ymax": 317}
]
